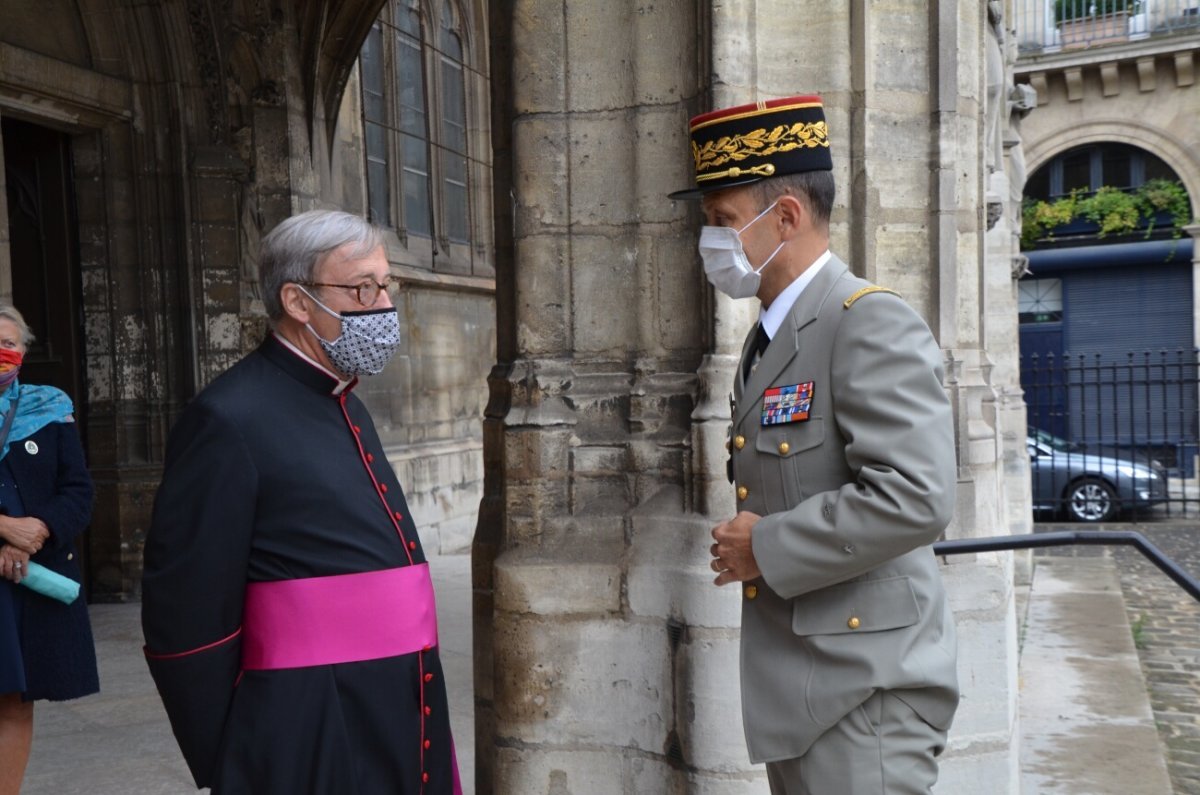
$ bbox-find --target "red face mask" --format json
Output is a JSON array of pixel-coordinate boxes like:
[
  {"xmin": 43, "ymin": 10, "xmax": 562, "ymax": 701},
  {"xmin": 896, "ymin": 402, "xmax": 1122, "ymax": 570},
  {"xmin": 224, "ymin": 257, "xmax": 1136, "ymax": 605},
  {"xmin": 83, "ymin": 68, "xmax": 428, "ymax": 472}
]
[{"xmin": 0, "ymin": 348, "xmax": 22, "ymax": 386}]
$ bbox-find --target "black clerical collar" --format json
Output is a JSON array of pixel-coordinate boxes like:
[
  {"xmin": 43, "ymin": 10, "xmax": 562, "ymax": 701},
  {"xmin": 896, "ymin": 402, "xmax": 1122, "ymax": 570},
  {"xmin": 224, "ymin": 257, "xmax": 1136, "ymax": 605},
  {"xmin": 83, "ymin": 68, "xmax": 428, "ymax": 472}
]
[{"xmin": 262, "ymin": 333, "xmax": 358, "ymax": 396}]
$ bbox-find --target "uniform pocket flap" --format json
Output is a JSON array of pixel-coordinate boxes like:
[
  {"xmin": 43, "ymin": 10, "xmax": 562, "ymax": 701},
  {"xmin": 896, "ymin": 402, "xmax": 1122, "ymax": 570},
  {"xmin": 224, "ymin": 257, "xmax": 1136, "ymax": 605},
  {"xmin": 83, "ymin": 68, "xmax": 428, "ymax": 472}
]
[
  {"xmin": 755, "ymin": 418, "xmax": 824, "ymax": 458},
  {"xmin": 791, "ymin": 575, "xmax": 921, "ymax": 636}
]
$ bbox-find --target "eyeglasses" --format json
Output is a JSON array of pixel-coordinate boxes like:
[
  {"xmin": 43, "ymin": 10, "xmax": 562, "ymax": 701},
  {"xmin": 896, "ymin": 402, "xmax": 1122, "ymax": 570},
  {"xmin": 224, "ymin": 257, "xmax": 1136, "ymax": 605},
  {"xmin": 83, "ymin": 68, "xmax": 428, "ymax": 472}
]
[{"xmin": 298, "ymin": 276, "xmax": 400, "ymax": 307}]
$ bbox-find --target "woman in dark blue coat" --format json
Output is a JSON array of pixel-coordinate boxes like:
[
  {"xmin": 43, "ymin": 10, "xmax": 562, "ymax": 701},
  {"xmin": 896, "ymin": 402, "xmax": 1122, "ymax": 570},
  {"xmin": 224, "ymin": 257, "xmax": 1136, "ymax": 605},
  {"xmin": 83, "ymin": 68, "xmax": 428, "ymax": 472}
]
[{"xmin": 0, "ymin": 305, "xmax": 97, "ymax": 794}]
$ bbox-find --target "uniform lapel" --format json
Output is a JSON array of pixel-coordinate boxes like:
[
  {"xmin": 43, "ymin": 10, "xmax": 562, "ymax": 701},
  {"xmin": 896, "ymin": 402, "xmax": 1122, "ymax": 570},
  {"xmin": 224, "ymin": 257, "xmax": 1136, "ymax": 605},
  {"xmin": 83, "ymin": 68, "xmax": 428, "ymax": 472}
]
[
  {"xmin": 733, "ymin": 322, "xmax": 758, "ymax": 405},
  {"xmin": 734, "ymin": 257, "xmax": 849, "ymax": 429}
]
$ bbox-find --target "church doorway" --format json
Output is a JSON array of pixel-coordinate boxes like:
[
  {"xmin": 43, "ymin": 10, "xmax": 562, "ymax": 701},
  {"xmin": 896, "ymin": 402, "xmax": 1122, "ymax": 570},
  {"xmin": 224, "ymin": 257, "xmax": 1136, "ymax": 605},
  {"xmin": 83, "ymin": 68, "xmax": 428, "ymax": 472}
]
[{"xmin": 2, "ymin": 114, "xmax": 90, "ymax": 585}]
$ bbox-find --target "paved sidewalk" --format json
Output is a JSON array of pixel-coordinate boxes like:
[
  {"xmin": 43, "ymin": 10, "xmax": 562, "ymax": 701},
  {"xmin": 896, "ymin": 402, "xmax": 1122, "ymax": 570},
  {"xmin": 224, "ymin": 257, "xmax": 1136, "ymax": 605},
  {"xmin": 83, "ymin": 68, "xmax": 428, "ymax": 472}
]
[
  {"xmin": 21, "ymin": 554, "xmax": 474, "ymax": 795},
  {"xmin": 1035, "ymin": 521, "xmax": 1200, "ymax": 794},
  {"xmin": 20, "ymin": 548, "xmax": 1182, "ymax": 794},
  {"xmin": 1108, "ymin": 524, "xmax": 1200, "ymax": 795},
  {"xmin": 1019, "ymin": 556, "xmax": 1172, "ymax": 794}
]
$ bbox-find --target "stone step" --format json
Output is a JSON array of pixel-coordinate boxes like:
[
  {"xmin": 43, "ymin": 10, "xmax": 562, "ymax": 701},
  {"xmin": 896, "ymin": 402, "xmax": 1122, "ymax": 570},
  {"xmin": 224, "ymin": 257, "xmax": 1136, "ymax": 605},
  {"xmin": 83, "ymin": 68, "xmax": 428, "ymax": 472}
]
[{"xmin": 1019, "ymin": 556, "xmax": 1173, "ymax": 794}]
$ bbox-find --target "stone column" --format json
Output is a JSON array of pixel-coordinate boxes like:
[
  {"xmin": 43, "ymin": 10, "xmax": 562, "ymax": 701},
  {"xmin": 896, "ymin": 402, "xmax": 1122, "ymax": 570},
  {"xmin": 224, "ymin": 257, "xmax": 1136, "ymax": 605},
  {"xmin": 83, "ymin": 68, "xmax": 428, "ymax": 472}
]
[
  {"xmin": 480, "ymin": 1, "xmax": 750, "ymax": 791},
  {"xmin": 482, "ymin": 1, "xmax": 1023, "ymax": 791}
]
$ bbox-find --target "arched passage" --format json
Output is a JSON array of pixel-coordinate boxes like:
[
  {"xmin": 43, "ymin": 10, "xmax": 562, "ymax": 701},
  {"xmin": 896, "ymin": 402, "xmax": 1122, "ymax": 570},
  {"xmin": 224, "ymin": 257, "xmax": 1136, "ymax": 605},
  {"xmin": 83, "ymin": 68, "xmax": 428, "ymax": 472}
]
[{"xmin": 1018, "ymin": 137, "xmax": 1197, "ymax": 518}]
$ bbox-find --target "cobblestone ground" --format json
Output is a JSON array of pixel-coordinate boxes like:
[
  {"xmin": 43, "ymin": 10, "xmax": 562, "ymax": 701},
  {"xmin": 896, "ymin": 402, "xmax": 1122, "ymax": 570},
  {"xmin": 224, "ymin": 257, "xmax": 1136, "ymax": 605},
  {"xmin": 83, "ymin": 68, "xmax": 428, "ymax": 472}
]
[{"xmin": 1037, "ymin": 521, "xmax": 1200, "ymax": 795}]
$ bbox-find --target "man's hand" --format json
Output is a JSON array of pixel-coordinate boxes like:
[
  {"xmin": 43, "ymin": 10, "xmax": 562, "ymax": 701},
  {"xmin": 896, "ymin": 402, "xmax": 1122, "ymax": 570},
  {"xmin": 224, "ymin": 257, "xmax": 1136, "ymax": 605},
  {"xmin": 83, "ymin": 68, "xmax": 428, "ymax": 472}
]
[
  {"xmin": 0, "ymin": 515, "xmax": 50, "ymax": 555},
  {"xmin": 710, "ymin": 511, "xmax": 762, "ymax": 586}
]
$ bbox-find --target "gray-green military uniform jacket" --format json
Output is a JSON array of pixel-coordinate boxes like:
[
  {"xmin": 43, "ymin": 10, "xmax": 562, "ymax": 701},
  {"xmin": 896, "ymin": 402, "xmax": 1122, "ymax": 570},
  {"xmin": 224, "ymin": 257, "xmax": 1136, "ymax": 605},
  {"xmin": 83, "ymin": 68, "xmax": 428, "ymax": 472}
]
[{"xmin": 731, "ymin": 254, "xmax": 959, "ymax": 764}]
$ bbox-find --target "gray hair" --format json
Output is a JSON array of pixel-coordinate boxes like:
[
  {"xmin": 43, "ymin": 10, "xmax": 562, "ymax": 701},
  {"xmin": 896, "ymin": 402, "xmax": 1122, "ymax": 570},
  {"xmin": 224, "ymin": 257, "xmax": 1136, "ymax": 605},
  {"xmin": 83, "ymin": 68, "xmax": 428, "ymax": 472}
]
[
  {"xmin": 0, "ymin": 304, "xmax": 35, "ymax": 346},
  {"xmin": 748, "ymin": 170, "xmax": 836, "ymax": 228},
  {"xmin": 259, "ymin": 210, "xmax": 384, "ymax": 323}
]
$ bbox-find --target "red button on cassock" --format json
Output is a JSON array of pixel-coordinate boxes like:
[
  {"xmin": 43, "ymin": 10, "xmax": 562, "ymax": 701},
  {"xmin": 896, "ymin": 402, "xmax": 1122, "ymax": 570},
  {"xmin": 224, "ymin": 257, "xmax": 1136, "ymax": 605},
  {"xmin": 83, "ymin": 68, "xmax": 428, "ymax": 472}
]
[
  {"xmin": 354, "ymin": 425, "xmax": 361, "ymax": 433},
  {"xmin": 394, "ymin": 510, "xmax": 403, "ymax": 520},
  {"xmin": 424, "ymin": 673, "xmax": 433, "ymax": 683},
  {"xmin": 380, "ymin": 484, "xmax": 388, "ymax": 493},
  {"xmin": 424, "ymin": 706, "xmax": 432, "ymax": 716},
  {"xmin": 422, "ymin": 772, "xmax": 429, "ymax": 783},
  {"xmin": 367, "ymin": 453, "xmax": 374, "ymax": 463},
  {"xmin": 408, "ymin": 541, "xmax": 417, "ymax": 550},
  {"xmin": 424, "ymin": 739, "xmax": 431, "ymax": 749}
]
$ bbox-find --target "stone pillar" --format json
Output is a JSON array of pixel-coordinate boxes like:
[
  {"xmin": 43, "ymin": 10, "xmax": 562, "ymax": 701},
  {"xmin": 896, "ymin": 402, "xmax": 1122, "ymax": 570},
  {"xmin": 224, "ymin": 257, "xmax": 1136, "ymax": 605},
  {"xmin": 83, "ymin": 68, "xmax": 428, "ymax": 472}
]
[
  {"xmin": 480, "ymin": 1, "xmax": 740, "ymax": 791},
  {"xmin": 482, "ymin": 0, "xmax": 1023, "ymax": 791},
  {"xmin": 932, "ymin": 3, "xmax": 1021, "ymax": 790}
]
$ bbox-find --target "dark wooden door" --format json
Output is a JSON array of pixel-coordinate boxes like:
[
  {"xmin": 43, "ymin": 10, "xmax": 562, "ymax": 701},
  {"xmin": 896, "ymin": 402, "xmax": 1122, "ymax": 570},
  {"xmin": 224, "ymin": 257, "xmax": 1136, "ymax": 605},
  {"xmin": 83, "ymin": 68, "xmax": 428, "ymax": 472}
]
[
  {"xmin": 3, "ymin": 115, "xmax": 89, "ymax": 591},
  {"xmin": 3, "ymin": 116, "xmax": 85, "ymax": 401}
]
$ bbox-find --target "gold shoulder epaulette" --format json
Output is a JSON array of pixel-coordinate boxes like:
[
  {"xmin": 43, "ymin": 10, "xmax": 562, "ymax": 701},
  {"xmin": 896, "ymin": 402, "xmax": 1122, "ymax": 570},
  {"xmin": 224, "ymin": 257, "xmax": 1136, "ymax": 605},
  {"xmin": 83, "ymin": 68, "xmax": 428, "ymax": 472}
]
[{"xmin": 843, "ymin": 286, "xmax": 901, "ymax": 309}]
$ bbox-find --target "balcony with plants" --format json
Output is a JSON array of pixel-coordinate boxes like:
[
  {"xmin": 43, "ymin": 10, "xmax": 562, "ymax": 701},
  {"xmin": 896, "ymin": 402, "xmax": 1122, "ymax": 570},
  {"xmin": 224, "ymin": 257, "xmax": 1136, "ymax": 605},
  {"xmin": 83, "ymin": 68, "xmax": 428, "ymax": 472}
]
[{"xmin": 1021, "ymin": 179, "xmax": 1193, "ymax": 249}]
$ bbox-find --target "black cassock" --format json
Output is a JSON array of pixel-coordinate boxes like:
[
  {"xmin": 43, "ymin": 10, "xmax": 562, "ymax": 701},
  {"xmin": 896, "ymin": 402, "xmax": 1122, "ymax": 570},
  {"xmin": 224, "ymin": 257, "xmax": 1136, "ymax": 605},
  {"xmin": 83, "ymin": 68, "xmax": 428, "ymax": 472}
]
[{"xmin": 142, "ymin": 335, "xmax": 457, "ymax": 794}]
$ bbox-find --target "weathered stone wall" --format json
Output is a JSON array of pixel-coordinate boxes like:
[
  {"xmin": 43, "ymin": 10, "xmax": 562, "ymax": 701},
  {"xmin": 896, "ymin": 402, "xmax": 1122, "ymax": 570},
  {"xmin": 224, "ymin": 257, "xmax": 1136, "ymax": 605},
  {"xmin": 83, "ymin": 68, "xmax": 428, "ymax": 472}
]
[
  {"xmin": 477, "ymin": 0, "xmax": 714, "ymax": 789},
  {"xmin": 0, "ymin": 0, "xmax": 417, "ymax": 598},
  {"xmin": 319, "ymin": 33, "xmax": 497, "ymax": 557},
  {"xmin": 357, "ymin": 284, "xmax": 496, "ymax": 553},
  {"xmin": 481, "ymin": 0, "xmax": 1026, "ymax": 792}
]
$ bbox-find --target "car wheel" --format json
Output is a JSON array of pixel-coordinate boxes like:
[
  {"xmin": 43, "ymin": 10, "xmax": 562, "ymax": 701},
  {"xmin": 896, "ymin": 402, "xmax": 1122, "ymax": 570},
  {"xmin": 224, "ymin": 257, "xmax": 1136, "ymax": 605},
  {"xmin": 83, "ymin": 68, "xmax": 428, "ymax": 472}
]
[{"xmin": 1065, "ymin": 477, "xmax": 1118, "ymax": 523}]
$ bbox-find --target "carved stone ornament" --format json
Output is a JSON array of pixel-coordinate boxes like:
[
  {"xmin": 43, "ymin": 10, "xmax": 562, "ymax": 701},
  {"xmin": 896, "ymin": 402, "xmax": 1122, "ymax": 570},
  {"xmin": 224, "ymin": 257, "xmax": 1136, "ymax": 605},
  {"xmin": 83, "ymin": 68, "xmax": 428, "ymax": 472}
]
[
  {"xmin": 987, "ymin": 200, "xmax": 1004, "ymax": 231},
  {"xmin": 1012, "ymin": 253, "xmax": 1031, "ymax": 280}
]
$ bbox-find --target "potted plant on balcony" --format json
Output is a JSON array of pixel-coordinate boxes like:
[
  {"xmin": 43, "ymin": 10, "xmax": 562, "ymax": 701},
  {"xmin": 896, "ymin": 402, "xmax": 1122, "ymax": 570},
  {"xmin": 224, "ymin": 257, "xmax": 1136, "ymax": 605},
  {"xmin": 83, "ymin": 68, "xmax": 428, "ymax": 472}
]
[
  {"xmin": 1055, "ymin": 0, "xmax": 1143, "ymax": 47},
  {"xmin": 1021, "ymin": 179, "xmax": 1193, "ymax": 249}
]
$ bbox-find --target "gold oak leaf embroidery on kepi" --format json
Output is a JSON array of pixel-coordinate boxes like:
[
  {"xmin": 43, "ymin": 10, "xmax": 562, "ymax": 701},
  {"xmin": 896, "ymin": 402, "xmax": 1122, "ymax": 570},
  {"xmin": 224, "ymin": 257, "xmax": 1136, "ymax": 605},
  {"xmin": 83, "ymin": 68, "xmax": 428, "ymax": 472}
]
[{"xmin": 693, "ymin": 121, "xmax": 830, "ymax": 173}]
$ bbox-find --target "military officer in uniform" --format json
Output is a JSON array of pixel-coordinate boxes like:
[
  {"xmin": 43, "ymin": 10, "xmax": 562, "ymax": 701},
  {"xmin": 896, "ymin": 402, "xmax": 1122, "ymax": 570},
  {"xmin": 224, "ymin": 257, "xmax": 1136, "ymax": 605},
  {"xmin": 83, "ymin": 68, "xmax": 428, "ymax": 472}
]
[{"xmin": 670, "ymin": 96, "xmax": 959, "ymax": 794}]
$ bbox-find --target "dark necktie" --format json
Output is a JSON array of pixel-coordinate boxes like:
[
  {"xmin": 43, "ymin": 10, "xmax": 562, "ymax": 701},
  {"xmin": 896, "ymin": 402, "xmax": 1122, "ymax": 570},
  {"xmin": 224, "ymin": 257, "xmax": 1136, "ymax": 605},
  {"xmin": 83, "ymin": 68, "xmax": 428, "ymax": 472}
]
[{"xmin": 743, "ymin": 324, "xmax": 770, "ymax": 381}]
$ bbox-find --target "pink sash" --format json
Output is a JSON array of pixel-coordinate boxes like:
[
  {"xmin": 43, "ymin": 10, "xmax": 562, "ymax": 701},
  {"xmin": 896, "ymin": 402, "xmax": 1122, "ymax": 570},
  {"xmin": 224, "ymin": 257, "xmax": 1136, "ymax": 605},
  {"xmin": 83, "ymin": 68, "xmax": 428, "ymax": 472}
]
[{"xmin": 241, "ymin": 564, "xmax": 438, "ymax": 670}]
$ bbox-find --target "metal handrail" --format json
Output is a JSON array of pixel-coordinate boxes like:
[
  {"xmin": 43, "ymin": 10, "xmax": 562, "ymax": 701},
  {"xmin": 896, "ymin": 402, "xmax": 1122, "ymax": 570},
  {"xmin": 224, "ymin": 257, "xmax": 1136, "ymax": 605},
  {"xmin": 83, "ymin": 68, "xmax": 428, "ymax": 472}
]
[{"xmin": 934, "ymin": 530, "xmax": 1200, "ymax": 602}]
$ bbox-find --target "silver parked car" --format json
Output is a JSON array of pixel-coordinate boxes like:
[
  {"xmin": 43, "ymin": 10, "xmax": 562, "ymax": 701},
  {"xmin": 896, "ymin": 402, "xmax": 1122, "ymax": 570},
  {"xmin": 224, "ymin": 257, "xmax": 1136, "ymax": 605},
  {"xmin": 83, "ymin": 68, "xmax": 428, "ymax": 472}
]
[{"xmin": 1027, "ymin": 428, "xmax": 1169, "ymax": 522}]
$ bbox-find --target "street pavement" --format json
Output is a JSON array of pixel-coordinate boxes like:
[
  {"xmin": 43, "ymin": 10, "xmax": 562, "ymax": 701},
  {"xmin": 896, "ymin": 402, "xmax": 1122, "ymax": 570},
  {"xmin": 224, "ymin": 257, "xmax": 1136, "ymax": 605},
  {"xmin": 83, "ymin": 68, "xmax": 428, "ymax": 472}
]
[
  {"xmin": 18, "ymin": 529, "xmax": 1199, "ymax": 794},
  {"xmin": 1036, "ymin": 521, "xmax": 1200, "ymax": 795}
]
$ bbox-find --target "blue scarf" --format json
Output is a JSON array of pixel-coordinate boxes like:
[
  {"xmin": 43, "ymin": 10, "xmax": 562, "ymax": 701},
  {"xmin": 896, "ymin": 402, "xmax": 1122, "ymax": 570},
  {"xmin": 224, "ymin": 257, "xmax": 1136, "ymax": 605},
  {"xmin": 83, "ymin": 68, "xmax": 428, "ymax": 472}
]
[{"xmin": 0, "ymin": 380, "xmax": 76, "ymax": 460}]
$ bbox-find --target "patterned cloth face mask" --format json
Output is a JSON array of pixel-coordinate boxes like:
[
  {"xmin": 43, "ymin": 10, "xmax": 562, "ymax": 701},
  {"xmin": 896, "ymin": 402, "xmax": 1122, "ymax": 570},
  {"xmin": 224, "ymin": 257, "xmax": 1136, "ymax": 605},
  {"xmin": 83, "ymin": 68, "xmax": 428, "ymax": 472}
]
[
  {"xmin": 698, "ymin": 201, "xmax": 787, "ymax": 299},
  {"xmin": 299, "ymin": 287, "xmax": 402, "ymax": 377}
]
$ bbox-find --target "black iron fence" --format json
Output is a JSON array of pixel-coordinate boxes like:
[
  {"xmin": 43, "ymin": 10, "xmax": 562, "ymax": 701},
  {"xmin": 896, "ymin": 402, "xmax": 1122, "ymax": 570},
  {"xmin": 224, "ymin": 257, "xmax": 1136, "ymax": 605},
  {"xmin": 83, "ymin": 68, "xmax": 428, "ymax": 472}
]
[{"xmin": 1021, "ymin": 348, "xmax": 1200, "ymax": 521}]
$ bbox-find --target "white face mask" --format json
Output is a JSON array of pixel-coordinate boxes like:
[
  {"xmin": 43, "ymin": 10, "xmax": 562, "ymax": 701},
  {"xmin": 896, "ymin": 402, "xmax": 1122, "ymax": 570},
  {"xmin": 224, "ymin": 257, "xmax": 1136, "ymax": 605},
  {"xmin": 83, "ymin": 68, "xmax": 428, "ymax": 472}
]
[{"xmin": 699, "ymin": 201, "xmax": 786, "ymax": 299}]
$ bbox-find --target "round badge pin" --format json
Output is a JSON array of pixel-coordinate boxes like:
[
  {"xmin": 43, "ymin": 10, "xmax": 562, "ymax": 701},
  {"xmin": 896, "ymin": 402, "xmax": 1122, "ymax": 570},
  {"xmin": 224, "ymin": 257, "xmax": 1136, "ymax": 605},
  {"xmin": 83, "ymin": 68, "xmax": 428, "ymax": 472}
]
[{"xmin": 24, "ymin": 440, "xmax": 38, "ymax": 455}]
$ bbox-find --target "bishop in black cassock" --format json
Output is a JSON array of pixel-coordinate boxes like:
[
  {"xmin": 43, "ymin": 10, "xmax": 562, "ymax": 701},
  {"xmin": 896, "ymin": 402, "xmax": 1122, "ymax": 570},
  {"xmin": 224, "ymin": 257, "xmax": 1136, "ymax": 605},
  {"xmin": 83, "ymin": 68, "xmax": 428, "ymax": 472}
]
[{"xmin": 142, "ymin": 211, "xmax": 458, "ymax": 794}]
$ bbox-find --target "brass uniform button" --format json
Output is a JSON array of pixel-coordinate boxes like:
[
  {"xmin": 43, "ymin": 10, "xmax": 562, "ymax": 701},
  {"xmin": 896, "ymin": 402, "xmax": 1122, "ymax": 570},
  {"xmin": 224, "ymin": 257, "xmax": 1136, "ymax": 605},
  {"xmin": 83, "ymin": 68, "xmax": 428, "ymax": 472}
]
[
  {"xmin": 778, "ymin": 441, "xmax": 790, "ymax": 455},
  {"xmin": 847, "ymin": 616, "xmax": 861, "ymax": 630},
  {"xmin": 737, "ymin": 485, "xmax": 749, "ymax": 501},
  {"xmin": 734, "ymin": 435, "xmax": 746, "ymax": 450},
  {"xmin": 745, "ymin": 585, "xmax": 758, "ymax": 600}
]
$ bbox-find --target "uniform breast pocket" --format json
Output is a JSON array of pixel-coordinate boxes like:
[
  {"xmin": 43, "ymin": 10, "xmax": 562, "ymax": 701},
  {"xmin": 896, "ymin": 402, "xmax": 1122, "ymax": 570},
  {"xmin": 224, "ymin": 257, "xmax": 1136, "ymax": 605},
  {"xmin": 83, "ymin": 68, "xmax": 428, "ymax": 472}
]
[{"xmin": 755, "ymin": 418, "xmax": 824, "ymax": 512}]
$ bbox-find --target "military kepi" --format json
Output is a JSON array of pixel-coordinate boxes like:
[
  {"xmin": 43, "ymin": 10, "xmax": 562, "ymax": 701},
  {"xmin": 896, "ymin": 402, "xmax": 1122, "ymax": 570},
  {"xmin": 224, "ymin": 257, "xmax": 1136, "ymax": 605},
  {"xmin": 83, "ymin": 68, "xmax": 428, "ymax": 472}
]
[{"xmin": 669, "ymin": 95, "xmax": 832, "ymax": 200}]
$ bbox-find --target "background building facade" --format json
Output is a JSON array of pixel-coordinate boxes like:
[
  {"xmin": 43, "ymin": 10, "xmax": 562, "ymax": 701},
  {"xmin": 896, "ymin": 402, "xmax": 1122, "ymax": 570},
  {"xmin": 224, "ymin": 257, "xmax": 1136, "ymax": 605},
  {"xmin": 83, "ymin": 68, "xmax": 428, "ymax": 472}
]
[{"xmin": 1012, "ymin": 0, "xmax": 1199, "ymax": 510}]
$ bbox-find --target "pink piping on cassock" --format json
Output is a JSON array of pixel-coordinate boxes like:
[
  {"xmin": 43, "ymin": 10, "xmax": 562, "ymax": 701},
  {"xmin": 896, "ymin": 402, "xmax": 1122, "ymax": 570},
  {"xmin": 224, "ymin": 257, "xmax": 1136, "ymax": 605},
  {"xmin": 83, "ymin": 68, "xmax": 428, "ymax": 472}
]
[
  {"xmin": 143, "ymin": 627, "xmax": 242, "ymax": 660},
  {"xmin": 337, "ymin": 392, "xmax": 416, "ymax": 566}
]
